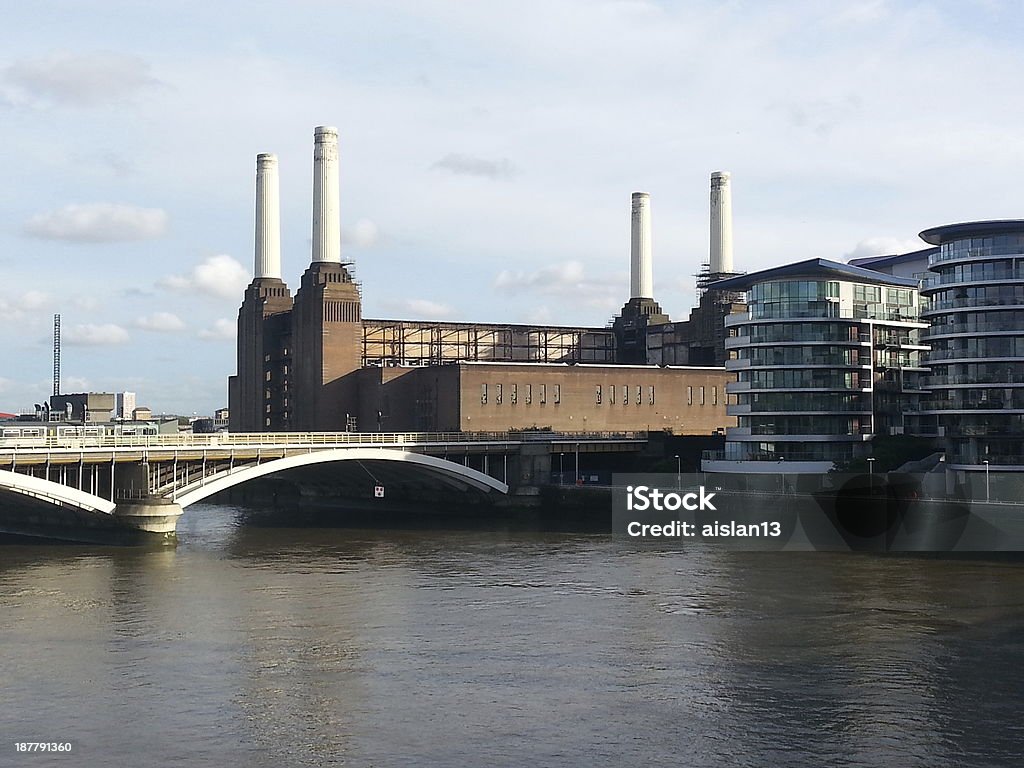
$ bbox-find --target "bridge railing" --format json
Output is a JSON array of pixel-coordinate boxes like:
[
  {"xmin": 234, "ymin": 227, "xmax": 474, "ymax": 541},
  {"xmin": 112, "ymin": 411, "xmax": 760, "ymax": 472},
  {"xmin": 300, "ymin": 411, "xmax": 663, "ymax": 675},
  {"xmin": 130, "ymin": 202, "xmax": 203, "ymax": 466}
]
[{"xmin": 0, "ymin": 430, "xmax": 649, "ymax": 452}]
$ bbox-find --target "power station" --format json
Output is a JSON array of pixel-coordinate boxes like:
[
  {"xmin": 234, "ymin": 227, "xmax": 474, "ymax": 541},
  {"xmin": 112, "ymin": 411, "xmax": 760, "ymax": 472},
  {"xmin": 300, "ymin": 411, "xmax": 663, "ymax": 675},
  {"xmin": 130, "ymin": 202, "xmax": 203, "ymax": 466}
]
[{"xmin": 229, "ymin": 127, "xmax": 741, "ymax": 435}]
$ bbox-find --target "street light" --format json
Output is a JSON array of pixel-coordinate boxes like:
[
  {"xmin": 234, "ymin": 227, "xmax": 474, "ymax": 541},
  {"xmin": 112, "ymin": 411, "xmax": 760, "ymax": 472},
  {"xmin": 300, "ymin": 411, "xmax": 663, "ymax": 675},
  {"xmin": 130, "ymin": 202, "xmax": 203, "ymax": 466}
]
[
  {"xmin": 983, "ymin": 459, "xmax": 990, "ymax": 503},
  {"xmin": 674, "ymin": 454, "xmax": 681, "ymax": 489},
  {"xmin": 867, "ymin": 457, "xmax": 876, "ymax": 485}
]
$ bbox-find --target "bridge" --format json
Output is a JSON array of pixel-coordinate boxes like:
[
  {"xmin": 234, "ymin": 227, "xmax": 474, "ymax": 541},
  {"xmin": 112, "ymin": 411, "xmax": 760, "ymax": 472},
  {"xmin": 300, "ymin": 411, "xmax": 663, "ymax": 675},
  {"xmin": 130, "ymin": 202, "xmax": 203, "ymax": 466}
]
[{"xmin": 0, "ymin": 431, "xmax": 646, "ymax": 540}]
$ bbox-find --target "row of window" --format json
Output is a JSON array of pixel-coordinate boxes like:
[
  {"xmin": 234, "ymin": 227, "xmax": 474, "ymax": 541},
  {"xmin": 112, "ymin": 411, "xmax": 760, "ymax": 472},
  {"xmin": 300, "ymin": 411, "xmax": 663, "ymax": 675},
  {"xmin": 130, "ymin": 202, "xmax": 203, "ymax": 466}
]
[
  {"xmin": 481, "ymin": 382, "xmax": 559, "ymax": 405},
  {"xmin": 734, "ymin": 345, "xmax": 868, "ymax": 367},
  {"xmin": 929, "ymin": 336, "xmax": 1024, "ymax": 359},
  {"xmin": 479, "ymin": 383, "xmax": 719, "ymax": 407},
  {"xmin": 735, "ymin": 322, "xmax": 867, "ymax": 344},
  {"xmin": 935, "ymin": 235, "xmax": 1024, "ymax": 263},
  {"xmin": 738, "ymin": 392, "xmax": 871, "ymax": 412},
  {"xmin": 739, "ymin": 370, "xmax": 865, "ymax": 390}
]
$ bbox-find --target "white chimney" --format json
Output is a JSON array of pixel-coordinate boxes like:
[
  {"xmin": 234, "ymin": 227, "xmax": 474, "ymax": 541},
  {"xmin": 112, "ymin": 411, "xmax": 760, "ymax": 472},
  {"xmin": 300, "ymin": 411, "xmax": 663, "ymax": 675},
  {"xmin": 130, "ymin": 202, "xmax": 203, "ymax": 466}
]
[
  {"xmin": 254, "ymin": 153, "xmax": 281, "ymax": 279},
  {"xmin": 710, "ymin": 171, "xmax": 733, "ymax": 275},
  {"xmin": 312, "ymin": 126, "xmax": 341, "ymax": 264},
  {"xmin": 630, "ymin": 192, "xmax": 653, "ymax": 299}
]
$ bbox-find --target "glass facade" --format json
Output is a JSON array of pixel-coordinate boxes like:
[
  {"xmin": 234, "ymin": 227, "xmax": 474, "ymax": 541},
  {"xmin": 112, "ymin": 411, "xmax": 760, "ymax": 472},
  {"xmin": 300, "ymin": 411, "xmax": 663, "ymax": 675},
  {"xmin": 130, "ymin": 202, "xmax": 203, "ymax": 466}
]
[
  {"xmin": 716, "ymin": 272, "xmax": 928, "ymax": 473},
  {"xmin": 921, "ymin": 224, "xmax": 1024, "ymax": 469}
]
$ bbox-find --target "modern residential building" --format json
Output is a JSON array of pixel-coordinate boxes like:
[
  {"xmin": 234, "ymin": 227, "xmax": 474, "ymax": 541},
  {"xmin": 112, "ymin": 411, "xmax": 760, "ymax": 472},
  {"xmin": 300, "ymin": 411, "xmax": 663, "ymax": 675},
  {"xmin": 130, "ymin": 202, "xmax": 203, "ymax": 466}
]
[
  {"xmin": 702, "ymin": 258, "xmax": 929, "ymax": 475},
  {"xmin": 918, "ymin": 220, "xmax": 1024, "ymax": 493}
]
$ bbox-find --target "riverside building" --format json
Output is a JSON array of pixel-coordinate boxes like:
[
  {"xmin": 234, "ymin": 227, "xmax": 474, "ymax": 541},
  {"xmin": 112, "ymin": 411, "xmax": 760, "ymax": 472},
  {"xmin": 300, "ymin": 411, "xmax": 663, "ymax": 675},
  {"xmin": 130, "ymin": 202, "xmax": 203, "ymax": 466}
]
[
  {"xmin": 229, "ymin": 127, "xmax": 739, "ymax": 435},
  {"xmin": 701, "ymin": 259, "xmax": 929, "ymax": 475},
  {"xmin": 918, "ymin": 220, "xmax": 1024, "ymax": 496}
]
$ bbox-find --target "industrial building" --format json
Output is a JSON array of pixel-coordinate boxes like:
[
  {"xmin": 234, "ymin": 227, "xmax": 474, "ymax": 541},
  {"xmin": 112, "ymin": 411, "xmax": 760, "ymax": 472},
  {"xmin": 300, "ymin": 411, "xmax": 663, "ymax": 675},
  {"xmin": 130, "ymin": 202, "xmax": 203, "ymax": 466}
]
[{"xmin": 229, "ymin": 127, "xmax": 740, "ymax": 435}]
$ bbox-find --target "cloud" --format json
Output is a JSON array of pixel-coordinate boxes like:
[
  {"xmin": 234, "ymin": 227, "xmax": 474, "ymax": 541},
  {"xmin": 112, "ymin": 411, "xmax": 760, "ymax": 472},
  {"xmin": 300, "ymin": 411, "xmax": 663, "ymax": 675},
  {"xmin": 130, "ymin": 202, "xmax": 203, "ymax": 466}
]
[
  {"xmin": 198, "ymin": 318, "xmax": 236, "ymax": 340},
  {"xmin": 64, "ymin": 323, "xmax": 130, "ymax": 346},
  {"xmin": 2, "ymin": 51, "xmax": 158, "ymax": 107},
  {"xmin": 341, "ymin": 218, "xmax": 380, "ymax": 248},
  {"xmin": 382, "ymin": 298, "xmax": 455, "ymax": 320},
  {"xmin": 0, "ymin": 290, "xmax": 51, "ymax": 320},
  {"xmin": 24, "ymin": 203, "xmax": 168, "ymax": 242},
  {"xmin": 158, "ymin": 254, "xmax": 249, "ymax": 300},
  {"xmin": 431, "ymin": 153, "xmax": 517, "ymax": 179},
  {"xmin": 135, "ymin": 312, "xmax": 186, "ymax": 332},
  {"xmin": 845, "ymin": 236, "xmax": 926, "ymax": 261}
]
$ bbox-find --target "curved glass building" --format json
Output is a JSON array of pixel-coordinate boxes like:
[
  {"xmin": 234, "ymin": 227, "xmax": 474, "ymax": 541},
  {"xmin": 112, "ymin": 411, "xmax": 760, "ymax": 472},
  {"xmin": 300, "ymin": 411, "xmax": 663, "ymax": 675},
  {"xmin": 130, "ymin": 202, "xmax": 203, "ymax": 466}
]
[
  {"xmin": 919, "ymin": 220, "xmax": 1024, "ymax": 476},
  {"xmin": 703, "ymin": 259, "xmax": 928, "ymax": 475}
]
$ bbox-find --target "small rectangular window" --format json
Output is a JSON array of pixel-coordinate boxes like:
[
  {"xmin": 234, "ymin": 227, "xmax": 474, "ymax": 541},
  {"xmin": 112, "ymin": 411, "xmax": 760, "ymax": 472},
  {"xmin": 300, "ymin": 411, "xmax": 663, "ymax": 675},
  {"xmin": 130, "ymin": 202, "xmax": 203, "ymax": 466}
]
[
  {"xmin": 540, "ymin": 384, "xmax": 546, "ymax": 404},
  {"xmin": 648, "ymin": 385, "xmax": 655, "ymax": 405},
  {"xmin": 481, "ymin": 383, "xmax": 487, "ymax": 404},
  {"xmin": 511, "ymin": 383, "xmax": 518, "ymax": 404},
  {"xmin": 712, "ymin": 386, "xmax": 718, "ymax": 406},
  {"xmin": 622, "ymin": 385, "xmax": 628, "ymax": 405},
  {"xmin": 595, "ymin": 385, "xmax": 602, "ymax": 404},
  {"xmin": 610, "ymin": 385, "xmax": 615, "ymax": 404},
  {"xmin": 526, "ymin": 384, "xmax": 532, "ymax": 404},
  {"xmin": 687, "ymin": 386, "xmax": 692, "ymax": 406},
  {"xmin": 496, "ymin": 383, "xmax": 503, "ymax": 404},
  {"xmin": 553, "ymin": 384, "xmax": 560, "ymax": 404},
  {"xmin": 700, "ymin": 386, "xmax": 705, "ymax": 405},
  {"xmin": 636, "ymin": 385, "xmax": 642, "ymax": 405}
]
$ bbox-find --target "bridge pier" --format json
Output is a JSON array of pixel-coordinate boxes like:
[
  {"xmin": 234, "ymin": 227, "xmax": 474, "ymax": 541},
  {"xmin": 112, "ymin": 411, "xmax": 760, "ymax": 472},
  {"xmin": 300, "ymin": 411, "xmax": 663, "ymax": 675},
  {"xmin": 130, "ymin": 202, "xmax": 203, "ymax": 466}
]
[{"xmin": 112, "ymin": 499, "xmax": 184, "ymax": 537}]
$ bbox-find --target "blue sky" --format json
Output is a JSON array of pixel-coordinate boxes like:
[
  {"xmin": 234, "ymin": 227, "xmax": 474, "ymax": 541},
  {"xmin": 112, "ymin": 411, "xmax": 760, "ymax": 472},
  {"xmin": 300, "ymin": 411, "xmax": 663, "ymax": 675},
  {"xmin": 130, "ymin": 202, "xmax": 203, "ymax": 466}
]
[{"xmin": 2, "ymin": 0, "xmax": 1023, "ymax": 415}]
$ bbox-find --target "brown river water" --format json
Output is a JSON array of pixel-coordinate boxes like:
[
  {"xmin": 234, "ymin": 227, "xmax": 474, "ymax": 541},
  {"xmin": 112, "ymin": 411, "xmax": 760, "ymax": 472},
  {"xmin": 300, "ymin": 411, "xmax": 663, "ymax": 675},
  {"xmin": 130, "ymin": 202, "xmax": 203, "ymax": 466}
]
[{"xmin": 2, "ymin": 502, "xmax": 1023, "ymax": 766}]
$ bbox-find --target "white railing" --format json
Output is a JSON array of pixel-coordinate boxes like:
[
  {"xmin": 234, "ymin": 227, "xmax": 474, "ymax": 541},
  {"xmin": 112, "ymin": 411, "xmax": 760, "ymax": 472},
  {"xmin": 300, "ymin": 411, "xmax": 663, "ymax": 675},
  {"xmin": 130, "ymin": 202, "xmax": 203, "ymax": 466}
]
[{"xmin": 0, "ymin": 430, "xmax": 648, "ymax": 452}]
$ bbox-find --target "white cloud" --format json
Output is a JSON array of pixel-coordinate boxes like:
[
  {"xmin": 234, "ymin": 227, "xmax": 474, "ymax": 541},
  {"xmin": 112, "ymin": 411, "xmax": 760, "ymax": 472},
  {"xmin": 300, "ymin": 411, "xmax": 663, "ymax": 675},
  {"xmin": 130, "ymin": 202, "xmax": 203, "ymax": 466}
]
[
  {"xmin": 432, "ymin": 154, "xmax": 517, "ymax": 179},
  {"xmin": 3, "ymin": 51, "xmax": 158, "ymax": 107},
  {"xmin": 382, "ymin": 298, "xmax": 455, "ymax": 320},
  {"xmin": 845, "ymin": 237, "xmax": 926, "ymax": 261},
  {"xmin": 0, "ymin": 290, "xmax": 51, "ymax": 320},
  {"xmin": 64, "ymin": 323, "xmax": 130, "ymax": 346},
  {"xmin": 341, "ymin": 218, "xmax": 380, "ymax": 248},
  {"xmin": 24, "ymin": 203, "xmax": 168, "ymax": 242},
  {"xmin": 198, "ymin": 318, "xmax": 236, "ymax": 340},
  {"xmin": 135, "ymin": 312, "xmax": 186, "ymax": 332},
  {"xmin": 494, "ymin": 261, "xmax": 623, "ymax": 300},
  {"xmin": 158, "ymin": 254, "xmax": 249, "ymax": 300}
]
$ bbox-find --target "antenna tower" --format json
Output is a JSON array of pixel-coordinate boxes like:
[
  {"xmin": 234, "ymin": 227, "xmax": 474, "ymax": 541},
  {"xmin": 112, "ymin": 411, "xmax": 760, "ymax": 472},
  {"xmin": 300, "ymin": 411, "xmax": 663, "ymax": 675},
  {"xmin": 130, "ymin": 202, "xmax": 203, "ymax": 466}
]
[{"xmin": 53, "ymin": 313, "xmax": 61, "ymax": 397}]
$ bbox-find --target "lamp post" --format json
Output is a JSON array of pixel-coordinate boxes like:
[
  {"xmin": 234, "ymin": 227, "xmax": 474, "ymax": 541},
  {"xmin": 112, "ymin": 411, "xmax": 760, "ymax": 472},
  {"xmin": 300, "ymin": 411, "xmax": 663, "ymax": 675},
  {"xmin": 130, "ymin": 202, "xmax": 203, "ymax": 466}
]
[
  {"xmin": 867, "ymin": 457, "xmax": 876, "ymax": 486},
  {"xmin": 674, "ymin": 454, "xmax": 681, "ymax": 489},
  {"xmin": 983, "ymin": 459, "xmax": 990, "ymax": 503},
  {"xmin": 559, "ymin": 452, "xmax": 564, "ymax": 485}
]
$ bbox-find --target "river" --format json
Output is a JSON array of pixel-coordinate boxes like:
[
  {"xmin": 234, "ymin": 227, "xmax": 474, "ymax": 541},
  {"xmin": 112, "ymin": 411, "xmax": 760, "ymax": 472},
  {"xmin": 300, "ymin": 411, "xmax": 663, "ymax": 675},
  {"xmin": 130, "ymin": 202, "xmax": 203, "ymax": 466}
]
[{"xmin": 2, "ymin": 502, "xmax": 1023, "ymax": 766}]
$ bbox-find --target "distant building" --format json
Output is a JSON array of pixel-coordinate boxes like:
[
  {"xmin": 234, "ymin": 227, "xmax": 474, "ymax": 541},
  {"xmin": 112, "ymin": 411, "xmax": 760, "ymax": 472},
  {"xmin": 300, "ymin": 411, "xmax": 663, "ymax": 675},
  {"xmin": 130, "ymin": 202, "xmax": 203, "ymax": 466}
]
[
  {"xmin": 115, "ymin": 392, "xmax": 137, "ymax": 419},
  {"xmin": 49, "ymin": 393, "xmax": 115, "ymax": 423}
]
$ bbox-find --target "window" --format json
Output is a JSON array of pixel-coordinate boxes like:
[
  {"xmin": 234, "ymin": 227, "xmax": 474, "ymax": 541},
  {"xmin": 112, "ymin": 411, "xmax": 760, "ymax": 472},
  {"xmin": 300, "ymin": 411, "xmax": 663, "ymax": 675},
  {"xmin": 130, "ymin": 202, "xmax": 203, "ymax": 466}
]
[
  {"xmin": 649, "ymin": 386, "xmax": 655, "ymax": 405},
  {"xmin": 540, "ymin": 384, "xmax": 547, "ymax": 404},
  {"xmin": 622, "ymin": 385, "xmax": 628, "ymax": 406},
  {"xmin": 481, "ymin": 383, "xmax": 487, "ymax": 404},
  {"xmin": 526, "ymin": 384, "xmax": 532, "ymax": 404},
  {"xmin": 553, "ymin": 384, "xmax": 560, "ymax": 404},
  {"xmin": 712, "ymin": 386, "xmax": 718, "ymax": 406},
  {"xmin": 610, "ymin": 385, "xmax": 615, "ymax": 404},
  {"xmin": 687, "ymin": 386, "xmax": 693, "ymax": 406},
  {"xmin": 496, "ymin": 383, "xmax": 502, "ymax": 404},
  {"xmin": 595, "ymin": 385, "xmax": 602, "ymax": 404},
  {"xmin": 511, "ymin": 383, "xmax": 517, "ymax": 404},
  {"xmin": 700, "ymin": 386, "xmax": 705, "ymax": 405}
]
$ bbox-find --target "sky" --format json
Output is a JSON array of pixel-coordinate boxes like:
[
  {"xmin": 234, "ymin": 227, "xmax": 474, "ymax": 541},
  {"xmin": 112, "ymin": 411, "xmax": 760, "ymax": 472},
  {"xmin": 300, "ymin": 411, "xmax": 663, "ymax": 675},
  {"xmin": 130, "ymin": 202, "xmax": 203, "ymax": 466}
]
[{"xmin": 2, "ymin": 0, "xmax": 1023, "ymax": 415}]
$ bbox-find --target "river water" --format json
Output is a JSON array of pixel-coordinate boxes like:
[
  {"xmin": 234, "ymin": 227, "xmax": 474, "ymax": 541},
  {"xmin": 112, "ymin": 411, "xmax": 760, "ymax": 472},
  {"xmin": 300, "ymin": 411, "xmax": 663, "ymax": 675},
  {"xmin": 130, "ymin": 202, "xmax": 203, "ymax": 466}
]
[{"xmin": 2, "ymin": 502, "xmax": 1023, "ymax": 767}]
